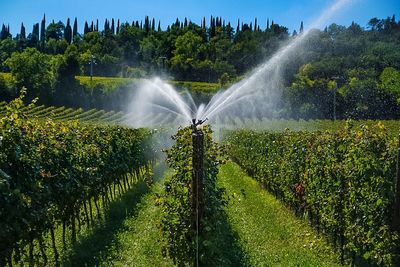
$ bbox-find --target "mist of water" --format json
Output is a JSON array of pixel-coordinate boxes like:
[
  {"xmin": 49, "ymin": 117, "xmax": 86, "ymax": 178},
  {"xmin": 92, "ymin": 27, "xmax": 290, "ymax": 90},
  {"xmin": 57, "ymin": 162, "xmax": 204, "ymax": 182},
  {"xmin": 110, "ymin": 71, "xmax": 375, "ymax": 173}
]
[{"xmin": 126, "ymin": 0, "xmax": 352, "ymax": 129}]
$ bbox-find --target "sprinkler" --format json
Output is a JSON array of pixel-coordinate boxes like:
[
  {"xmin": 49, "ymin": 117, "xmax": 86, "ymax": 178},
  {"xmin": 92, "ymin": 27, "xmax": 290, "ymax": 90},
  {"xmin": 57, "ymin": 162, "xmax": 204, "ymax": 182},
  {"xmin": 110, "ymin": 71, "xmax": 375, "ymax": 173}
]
[{"xmin": 191, "ymin": 118, "xmax": 207, "ymax": 133}]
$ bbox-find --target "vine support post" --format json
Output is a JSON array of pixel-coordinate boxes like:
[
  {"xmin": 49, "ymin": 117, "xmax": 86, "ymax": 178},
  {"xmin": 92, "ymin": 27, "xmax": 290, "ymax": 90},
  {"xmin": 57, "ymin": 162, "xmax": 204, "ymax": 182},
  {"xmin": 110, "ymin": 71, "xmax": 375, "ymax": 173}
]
[
  {"xmin": 192, "ymin": 119, "xmax": 205, "ymax": 267},
  {"xmin": 393, "ymin": 135, "xmax": 400, "ymax": 232}
]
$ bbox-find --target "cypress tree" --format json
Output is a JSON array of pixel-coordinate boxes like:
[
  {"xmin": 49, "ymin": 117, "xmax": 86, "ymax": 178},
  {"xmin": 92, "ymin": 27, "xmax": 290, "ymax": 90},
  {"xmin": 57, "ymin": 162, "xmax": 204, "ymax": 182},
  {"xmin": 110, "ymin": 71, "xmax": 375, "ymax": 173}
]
[
  {"xmin": 250, "ymin": 22, "xmax": 253, "ymax": 31},
  {"xmin": 90, "ymin": 21, "xmax": 94, "ymax": 32},
  {"xmin": 184, "ymin": 17, "xmax": 188, "ymax": 27},
  {"xmin": 299, "ymin": 21, "xmax": 304, "ymax": 33},
  {"xmin": 116, "ymin": 19, "xmax": 120, "ymax": 34},
  {"xmin": 111, "ymin": 18, "xmax": 115, "ymax": 34},
  {"xmin": 210, "ymin": 16, "xmax": 216, "ymax": 37},
  {"xmin": 31, "ymin": 23, "xmax": 40, "ymax": 43},
  {"xmin": 152, "ymin": 18, "xmax": 155, "ymax": 31},
  {"xmin": 157, "ymin": 21, "xmax": 161, "ymax": 32},
  {"xmin": 65, "ymin": 18, "xmax": 72, "ymax": 44},
  {"xmin": 84, "ymin": 21, "xmax": 89, "ymax": 34},
  {"xmin": 254, "ymin": 18, "xmax": 257, "ymax": 31},
  {"xmin": 135, "ymin": 21, "xmax": 139, "ymax": 28},
  {"xmin": 144, "ymin": 16, "xmax": 149, "ymax": 32},
  {"xmin": 202, "ymin": 17, "xmax": 206, "ymax": 29},
  {"xmin": 73, "ymin": 17, "xmax": 78, "ymax": 37},
  {"xmin": 20, "ymin": 23, "xmax": 26, "ymax": 39},
  {"xmin": 0, "ymin": 24, "xmax": 6, "ymax": 40},
  {"xmin": 266, "ymin": 18, "xmax": 269, "ymax": 30},
  {"xmin": 175, "ymin": 18, "xmax": 179, "ymax": 27},
  {"xmin": 96, "ymin": 19, "xmax": 99, "ymax": 32},
  {"xmin": 226, "ymin": 22, "xmax": 233, "ymax": 38},
  {"xmin": 40, "ymin": 14, "xmax": 46, "ymax": 44},
  {"xmin": 237, "ymin": 19, "xmax": 240, "ymax": 33},
  {"xmin": 104, "ymin": 19, "xmax": 109, "ymax": 32}
]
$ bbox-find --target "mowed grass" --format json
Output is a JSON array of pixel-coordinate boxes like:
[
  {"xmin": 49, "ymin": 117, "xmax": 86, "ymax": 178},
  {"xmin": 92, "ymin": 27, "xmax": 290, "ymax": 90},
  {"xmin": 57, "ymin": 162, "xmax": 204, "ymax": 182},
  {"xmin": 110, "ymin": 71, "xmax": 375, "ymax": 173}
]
[
  {"xmin": 97, "ymin": 164, "xmax": 175, "ymax": 266},
  {"xmin": 218, "ymin": 161, "xmax": 342, "ymax": 267}
]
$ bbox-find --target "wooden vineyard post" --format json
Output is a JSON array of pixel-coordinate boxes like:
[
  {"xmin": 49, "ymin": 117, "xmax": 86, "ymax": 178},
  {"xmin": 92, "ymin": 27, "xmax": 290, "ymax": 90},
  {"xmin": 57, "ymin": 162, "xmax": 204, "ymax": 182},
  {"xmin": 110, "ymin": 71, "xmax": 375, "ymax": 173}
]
[
  {"xmin": 393, "ymin": 135, "xmax": 400, "ymax": 232},
  {"xmin": 191, "ymin": 119, "xmax": 205, "ymax": 267}
]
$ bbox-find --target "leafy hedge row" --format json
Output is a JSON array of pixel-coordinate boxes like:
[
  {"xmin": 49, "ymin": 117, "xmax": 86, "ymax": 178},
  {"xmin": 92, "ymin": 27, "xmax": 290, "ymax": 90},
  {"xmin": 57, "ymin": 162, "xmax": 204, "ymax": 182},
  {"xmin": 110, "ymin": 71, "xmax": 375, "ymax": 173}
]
[
  {"xmin": 225, "ymin": 122, "xmax": 399, "ymax": 266},
  {"xmin": 0, "ymin": 95, "xmax": 153, "ymax": 265},
  {"xmin": 160, "ymin": 125, "xmax": 226, "ymax": 266}
]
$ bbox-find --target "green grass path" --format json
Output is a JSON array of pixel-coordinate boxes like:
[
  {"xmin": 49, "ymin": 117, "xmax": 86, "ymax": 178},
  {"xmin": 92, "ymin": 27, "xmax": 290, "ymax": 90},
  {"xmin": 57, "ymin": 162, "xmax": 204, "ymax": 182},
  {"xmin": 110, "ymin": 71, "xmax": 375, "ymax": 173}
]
[
  {"xmin": 97, "ymin": 164, "xmax": 175, "ymax": 266},
  {"xmin": 69, "ymin": 161, "xmax": 341, "ymax": 266},
  {"xmin": 218, "ymin": 161, "xmax": 342, "ymax": 267}
]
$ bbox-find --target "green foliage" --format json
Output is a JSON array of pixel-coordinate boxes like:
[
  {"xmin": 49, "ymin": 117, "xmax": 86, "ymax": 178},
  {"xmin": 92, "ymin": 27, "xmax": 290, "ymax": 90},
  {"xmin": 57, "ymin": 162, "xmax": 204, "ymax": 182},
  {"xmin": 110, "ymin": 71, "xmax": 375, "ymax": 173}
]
[
  {"xmin": 380, "ymin": 67, "xmax": 400, "ymax": 100},
  {"xmin": 160, "ymin": 125, "xmax": 226, "ymax": 266},
  {"xmin": 0, "ymin": 94, "xmax": 153, "ymax": 265},
  {"xmin": 225, "ymin": 123, "xmax": 399, "ymax": 266},
  {"xmin": 5, "ymin": 48, "xmax": 57, "ymax": 101}
]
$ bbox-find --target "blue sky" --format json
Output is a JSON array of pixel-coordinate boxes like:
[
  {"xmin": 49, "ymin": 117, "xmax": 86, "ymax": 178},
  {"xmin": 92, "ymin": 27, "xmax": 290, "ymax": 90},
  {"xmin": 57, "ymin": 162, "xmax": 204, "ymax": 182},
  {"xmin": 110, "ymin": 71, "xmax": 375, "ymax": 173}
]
[{"xmin": 1, "ymin": 0, "xmax": 399, "ymax": 36}]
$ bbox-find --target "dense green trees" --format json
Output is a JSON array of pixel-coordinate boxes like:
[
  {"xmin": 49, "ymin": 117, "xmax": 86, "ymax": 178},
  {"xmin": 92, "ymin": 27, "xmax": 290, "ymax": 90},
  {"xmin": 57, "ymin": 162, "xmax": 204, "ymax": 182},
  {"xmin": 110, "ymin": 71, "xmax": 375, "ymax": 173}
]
[
  {"xmin": 0, "ymin": 14, "xmax": 399, "ymax": 119},
  {"xmin": 5, "ymin": 48, "xmax": 58, "ymax": 102}
]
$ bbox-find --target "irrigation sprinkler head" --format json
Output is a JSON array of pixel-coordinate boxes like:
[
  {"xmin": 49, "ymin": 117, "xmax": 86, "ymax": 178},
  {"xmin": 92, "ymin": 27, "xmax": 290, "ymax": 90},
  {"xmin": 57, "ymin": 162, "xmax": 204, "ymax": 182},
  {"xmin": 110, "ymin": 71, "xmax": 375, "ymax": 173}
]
[{"xmin": 191, "ymin": 118, "xmax": 208, "ymax": 132}]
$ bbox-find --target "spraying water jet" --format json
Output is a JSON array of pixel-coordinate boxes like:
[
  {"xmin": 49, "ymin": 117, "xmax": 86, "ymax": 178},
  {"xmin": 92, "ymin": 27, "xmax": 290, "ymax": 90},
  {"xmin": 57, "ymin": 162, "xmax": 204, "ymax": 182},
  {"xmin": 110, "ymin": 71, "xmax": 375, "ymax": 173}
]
[{"xmin": 126, "ymin": 0, "xmax": 352, "ymax": 130}]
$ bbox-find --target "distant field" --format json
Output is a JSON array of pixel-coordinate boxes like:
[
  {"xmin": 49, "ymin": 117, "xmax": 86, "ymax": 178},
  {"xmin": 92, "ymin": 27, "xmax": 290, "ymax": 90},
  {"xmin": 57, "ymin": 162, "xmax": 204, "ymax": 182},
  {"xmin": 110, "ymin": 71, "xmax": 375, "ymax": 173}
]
[
  {"xmin": 75, "ymin": 75, "xmax": 221, "ymax": 94},
  {"xmin": 217, "ymin": 117, "xmax": 400, "ymax": 137}
]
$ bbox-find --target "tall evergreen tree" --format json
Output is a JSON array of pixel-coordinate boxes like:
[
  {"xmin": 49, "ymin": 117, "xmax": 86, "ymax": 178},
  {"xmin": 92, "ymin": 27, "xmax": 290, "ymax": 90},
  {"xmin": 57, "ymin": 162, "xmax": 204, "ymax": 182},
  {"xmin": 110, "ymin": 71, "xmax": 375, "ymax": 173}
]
[
  {"xmin": 237, "ymin": 19, "xmax": 240, "ymax": 33},
  {"xmin": 144, "ymin": 16, "xmax": 150, "ymax": 32},
  {"xmin": 84, "ymin": 21, "xmax": 89, "ymax": 34},
  {"xmin": 20, "ymin": 23, "xmax": 26, "ymax": 39},
  {"xmin": 254, "ymin": 18, "xmax": 258, "ymax": 31},
  {"xmin": 104, "ymin": 19, "xmax": 108, "ymax": 32},
  {"xmin": 226, "ymin": 22, "xmax": 233, "ymax": 38},
  {"xmin": 31, "ymin": 23, "xmax": 40, "ymax": 43},
  {"xmin": 299, "ymin": 21, "xmax": 304, "ymax": 33},
  {"xmin": 266, "ymin": 18, "xmax": 270, "ymax": 30},
  {"xmin": 152, "ymin": 18, "xmax": 155, "ymax": 31},
  {"xmin": 40, "ymin": 14, "xmax": 46, "ymax": 45},
  {"xmin": 116, "ymin": 19, "xmax": 120, "ymax": 34},
  {"xmin": 202, "ymin": 17, "xmax": 206, "ymax": 29},
  {"xmin": 96, "ymin": 19, "xmax": 99, "ymax": 32},
  {"xmin": 184, "ymin": 17, "xmax": 188, "ymax": 27},
  {"xmin": 158, "ymin": 21, "xmax": 161, "ymax": 32},
  {"xmin": 73, "ymin": 17, "xmax": 78, "ymax": 37},
  {"xmin": 111, "ymin": 18, "xmax": 115, "ymax": 34},
  {"xmin": 0, "ymin": 24, "xmax": 7, "ymax": 40},
  {"xmin": 65, "ymin": 18, "xmax": 72, "ymax": 44}
]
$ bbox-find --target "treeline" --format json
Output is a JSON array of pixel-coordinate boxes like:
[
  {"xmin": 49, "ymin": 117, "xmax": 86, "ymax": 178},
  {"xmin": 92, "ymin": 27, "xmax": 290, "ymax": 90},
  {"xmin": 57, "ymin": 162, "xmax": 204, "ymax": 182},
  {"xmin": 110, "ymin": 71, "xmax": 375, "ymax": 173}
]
[
  {"xmin": 0, "ymin": 14, "xmax": 399, "ymax": 119},
  {"xmin": 0, "ymin": 14, "xmax": 290, "ymax": 82}
]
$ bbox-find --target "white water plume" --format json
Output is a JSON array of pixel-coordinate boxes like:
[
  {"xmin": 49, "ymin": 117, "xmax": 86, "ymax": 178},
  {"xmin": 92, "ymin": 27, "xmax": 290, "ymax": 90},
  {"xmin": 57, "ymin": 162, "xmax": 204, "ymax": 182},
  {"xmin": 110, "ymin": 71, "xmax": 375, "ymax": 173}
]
[{"xmin": 126, "ymin": 0, "xmax": 352, "ymax": 128}]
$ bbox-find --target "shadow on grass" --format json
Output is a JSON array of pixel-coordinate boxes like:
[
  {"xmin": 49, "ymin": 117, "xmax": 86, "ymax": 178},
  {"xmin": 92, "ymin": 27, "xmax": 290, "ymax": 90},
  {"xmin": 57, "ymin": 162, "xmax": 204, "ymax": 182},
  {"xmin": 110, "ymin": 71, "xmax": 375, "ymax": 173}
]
[
  {"xmin": 202, "ymin": 208, "xmax": 249, "ymax": 266},
  {"xmin": 62, "ymin": 163, "xmax": 168, "ymax": 266}
]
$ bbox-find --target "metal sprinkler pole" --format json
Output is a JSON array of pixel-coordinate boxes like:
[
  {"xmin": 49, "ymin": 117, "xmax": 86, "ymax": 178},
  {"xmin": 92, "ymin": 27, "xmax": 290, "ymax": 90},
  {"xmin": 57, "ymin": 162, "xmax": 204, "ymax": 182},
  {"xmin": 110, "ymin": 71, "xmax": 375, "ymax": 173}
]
[{"xmin": 191, "ymin": 118, "xmax": 205, "ymax": 267}]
